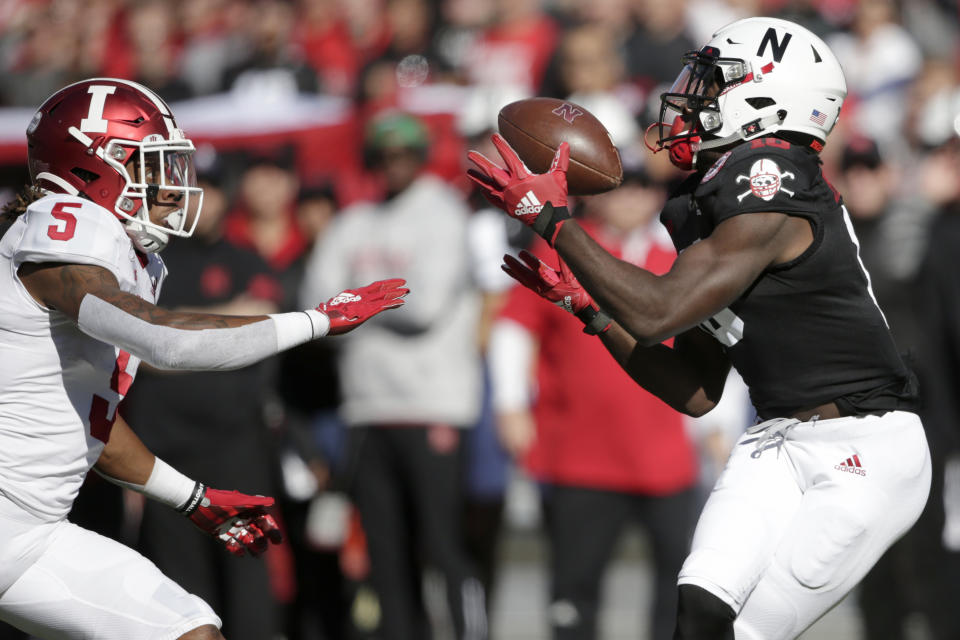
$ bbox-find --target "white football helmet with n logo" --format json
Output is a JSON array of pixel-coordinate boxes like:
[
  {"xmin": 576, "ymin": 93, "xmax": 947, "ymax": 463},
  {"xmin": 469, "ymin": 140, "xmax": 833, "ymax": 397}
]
[{"xmin": 651, "ymin": 17, "xmax": 847, "ymax": 168}]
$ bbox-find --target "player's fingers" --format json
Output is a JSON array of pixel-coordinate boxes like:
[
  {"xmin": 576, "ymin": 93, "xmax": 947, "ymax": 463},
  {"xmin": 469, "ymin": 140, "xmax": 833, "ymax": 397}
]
[
  {"xmin": 502, "ymin": 255, "xmax": 541, "ymax": 290},
  {"xmin": 466, "ymin": 170, "xmax": 508, "ymax": 204},
  {"xmin": 382, "ymin": 291, "xmax": 409, "ymax": 303},
  {"xmin": 365, "ymin": 279, "xmax": 406, "ymax": 295},
  {"xmin": 467, "ymin": 151, "xmax": 504, "ymax": 184},
  {"xmin": 380, "ymin": 284, "xmax": 410, "ymax": 298},
  {"xmin": 223, "ymin": 535, "xmax": 246, "ymax": 557},
  {"xmin": 372, "ymin": 278, "xmax": 406, "ymax": 290},
  {"xmin": 504, "ymin": 253, "xmax": 533, "ymax": 274},
  {"xmin": 467, "ymin": 151, "xmax": 511, "ymax": 187},
  {"xmin": 517, "ymin": 250, "xmax": 545, "ymax": 272},
  {"xmin": 501, "ymin": 263, "xmax": 536, "ymax": 291},
  {"xmin": 231, "ymin": 521, "xmax": 263, "ymax": 554},
  {"xmin": 492, "ymin": 134, "xmax": 529, "ymax": 178},
  {"xmin": 381, "ymin": 291, "xmax": 408, "ymax": 303},
  {"xmin": 467, "ymin": 174, "xmax": 507, "ymax": 210},
  {"xmin": 244, "ymin": 522, "xmax": 270, "ymax": 556},
  {"xmin": 501, "ymin": 255, "xmax": 530, "ymax": 281},
  {"xmin": 465, "ymin": 170, "xmax": 496, "ymax": 193},
  {"xmin": 257, "ymin": 514, "xmax": 284, "ymax": 545},
  {"xmin": 551, "ymin": 141, "xmax": 571, "ymax": 174},
  {"xmin": 351, "ymin": 283, "xmax": 376, "ymax": 296},
  {"xmin": 359, "ymin": 289, "xmax": 395, "ymax": 306},
  {"xmin": 235, "ymin": 494, "xmax": 274, "ymax": 509},
  {"xmin": 377, "ymin": 299, "xmax": 406, "ymax": 311}
]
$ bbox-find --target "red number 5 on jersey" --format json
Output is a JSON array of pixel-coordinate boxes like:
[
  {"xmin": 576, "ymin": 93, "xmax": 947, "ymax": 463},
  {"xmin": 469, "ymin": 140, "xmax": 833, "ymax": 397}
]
[{"xmin": 47, "ymin": 202, "xmax": 80, "ymax": 241}]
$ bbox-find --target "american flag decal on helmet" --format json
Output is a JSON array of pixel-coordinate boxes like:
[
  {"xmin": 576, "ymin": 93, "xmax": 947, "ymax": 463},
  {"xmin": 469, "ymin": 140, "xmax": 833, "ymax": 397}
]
[{"xmin": 809, "ymin": 109, "xmax": 828, "ymax": 126}]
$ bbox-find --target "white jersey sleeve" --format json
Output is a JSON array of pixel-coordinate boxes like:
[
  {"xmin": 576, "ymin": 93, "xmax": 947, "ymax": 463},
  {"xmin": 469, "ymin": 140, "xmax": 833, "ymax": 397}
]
[{"xmin": 13, "ymin": 194, "xmax": 133, "ymax": 283}]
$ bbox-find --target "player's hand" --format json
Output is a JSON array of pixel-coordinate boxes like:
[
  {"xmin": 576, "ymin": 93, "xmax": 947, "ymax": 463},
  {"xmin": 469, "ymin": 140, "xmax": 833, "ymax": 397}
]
[
  {"xmin": 467, "ymin": 134, "xmax": 570, "ymax": 244},
  {"xmin": 316, "ymin": 279, "xmax": 409, "ymax": 335},
  {"xmin": 503, "ymin": 250, "xmax": 593, "ymax": 312},
  {"xmin": 502, "ymin": 250, "xmax": 611, "ymax": 335},
  {"xmin": 182, "ymin": 486, "xmax": 284, "ymax": 557}
]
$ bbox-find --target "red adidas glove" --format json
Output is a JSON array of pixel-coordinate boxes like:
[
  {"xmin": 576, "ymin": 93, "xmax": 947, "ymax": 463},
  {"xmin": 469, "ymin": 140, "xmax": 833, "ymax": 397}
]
[
  {"xmin": 502, "ymin": 250, "xmax": 612, "ymax": 335},
  {"xmin": 467, "ymin": 134, "xmax": 571, "ymax": 246},
  {"xmin": 181, "ymin": 485, "xmax": 284, "ymax": 557},
  {"xmin": 317, "ymin": 278, "xmax": 409, "ymax": 335}
]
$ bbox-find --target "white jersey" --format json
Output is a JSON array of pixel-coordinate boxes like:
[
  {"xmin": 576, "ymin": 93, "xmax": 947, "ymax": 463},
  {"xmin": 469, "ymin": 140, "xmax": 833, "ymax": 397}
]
[{"xmin": 0, "ymin": 194, "xmax": 166, "ymax": 522}]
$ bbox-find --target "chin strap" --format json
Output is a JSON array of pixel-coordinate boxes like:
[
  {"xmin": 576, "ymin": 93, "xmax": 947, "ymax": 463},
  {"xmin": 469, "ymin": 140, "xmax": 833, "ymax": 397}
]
[
  {"xmin": 124, "ymin": 218, "xmax": 170, "ymax": 253},
  {"xmin": 123, "ymin": 204, "xmax": 184, "ymax": 253}
]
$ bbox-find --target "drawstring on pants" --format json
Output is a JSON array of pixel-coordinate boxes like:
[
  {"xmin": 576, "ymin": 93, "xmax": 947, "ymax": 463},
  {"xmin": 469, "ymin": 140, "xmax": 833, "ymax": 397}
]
[{"xmin": 746, "ymin": 415, "xmax": 819, "ymax": 458}]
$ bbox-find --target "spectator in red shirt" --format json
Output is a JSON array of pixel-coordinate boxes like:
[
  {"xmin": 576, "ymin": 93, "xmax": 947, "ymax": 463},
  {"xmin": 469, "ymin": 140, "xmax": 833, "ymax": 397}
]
[
  {"xmin": 465, "ymin": 0, "xmax": 559, "ymax": 95},
  {"xmin": 224, "ymin": 147, "xmax": 308, "ymax": 276},
  {"xmin": 489, "ymin": 169, "xmax": 699, "ymax": 640},
  {"xmin": 295, "ymin": 0, "xmax": 361, "ymax": 97}
]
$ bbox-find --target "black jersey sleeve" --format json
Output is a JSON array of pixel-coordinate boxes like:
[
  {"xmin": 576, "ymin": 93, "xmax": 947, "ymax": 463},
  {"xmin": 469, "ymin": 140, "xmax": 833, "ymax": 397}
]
[
  {"xmin": 659, "ymin": 173, "xmax": 703, "ymax": 253},
  {"xmin": 694, "ymin": 138, "xmax": 829, "ymax": 227}
]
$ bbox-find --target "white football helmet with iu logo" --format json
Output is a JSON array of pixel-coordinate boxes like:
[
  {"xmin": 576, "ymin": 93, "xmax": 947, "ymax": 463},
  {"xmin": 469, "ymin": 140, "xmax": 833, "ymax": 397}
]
[
  {"xmin": 648, "ymin": 17, "xmax": 847, "ymax": 169},
  {"xmin": 26, "ymin": 78, "xmax": 203, "ymax": 252}
]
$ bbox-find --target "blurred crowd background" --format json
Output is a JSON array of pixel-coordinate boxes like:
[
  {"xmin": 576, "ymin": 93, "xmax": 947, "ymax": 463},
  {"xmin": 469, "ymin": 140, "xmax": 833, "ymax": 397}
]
[{"xmin": 0, "ymin": 0, "xmax": 959, "ymax": 639}]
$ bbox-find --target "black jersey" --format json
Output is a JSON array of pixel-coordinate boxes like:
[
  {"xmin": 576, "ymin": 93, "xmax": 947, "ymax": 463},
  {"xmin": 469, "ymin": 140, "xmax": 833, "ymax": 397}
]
[{"xmin": 660, "ymin": 137, "xmax": 917, "ymax": 419}]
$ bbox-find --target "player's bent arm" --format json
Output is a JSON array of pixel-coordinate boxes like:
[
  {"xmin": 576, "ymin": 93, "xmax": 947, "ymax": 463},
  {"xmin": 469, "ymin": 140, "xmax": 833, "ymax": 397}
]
[
  {"xmin": 93, "ymin": 411, "xmax": 157, "ymax": 487},
  {"xmin": 95, "ymin": 413, "xmax": 283, "ymax": 557},
  {"xmin": 598, "ymin": 321, "xmax": 731, "ymax": 416},
  {"xmin": 553, "ymin": 211, "xmax": 810, "ymax": 345},
  {"xmin": 94, "ymin": 412, "xmax": 202, "ymax": 511}
]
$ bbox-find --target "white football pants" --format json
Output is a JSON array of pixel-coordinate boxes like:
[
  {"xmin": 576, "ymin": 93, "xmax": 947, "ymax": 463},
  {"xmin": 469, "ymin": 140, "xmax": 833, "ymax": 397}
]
[
  {"xmin": 679, "ymin": 410, "xmax": 931, "ymax": 640},
  {"xmin": 0, "ymin": 492, "xmax": 220, "ymax": 640}
]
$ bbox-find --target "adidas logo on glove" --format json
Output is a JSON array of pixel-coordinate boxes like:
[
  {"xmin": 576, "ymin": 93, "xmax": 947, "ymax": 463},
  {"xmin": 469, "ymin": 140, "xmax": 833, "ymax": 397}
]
[
  {"xmin": 514, "ymin": 190, "xmax": 544, "ymax": 216},
  {"xmin": 329, "ymin": 292, "xmax": 362, "ymax": 305}
]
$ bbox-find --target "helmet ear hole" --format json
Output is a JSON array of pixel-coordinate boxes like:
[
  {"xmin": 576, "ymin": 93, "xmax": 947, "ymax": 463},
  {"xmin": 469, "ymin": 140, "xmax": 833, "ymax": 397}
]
[
  {"xmin": 746, "ymin": 97, "xmax": 776, "ymax": 109},
  {"xmin": 70, "ymin": 167, "xmax": 100, "ymax": 183}
]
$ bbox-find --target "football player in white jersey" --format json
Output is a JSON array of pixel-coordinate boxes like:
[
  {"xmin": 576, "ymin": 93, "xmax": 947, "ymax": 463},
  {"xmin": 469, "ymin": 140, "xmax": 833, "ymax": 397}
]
[
  {"xmin": 0, "ymin": 78, "xmax": 408, "ymax": 640},
  {"xmin": 469, "ymin": 17, "xmax": 931, "ymax": 640}
]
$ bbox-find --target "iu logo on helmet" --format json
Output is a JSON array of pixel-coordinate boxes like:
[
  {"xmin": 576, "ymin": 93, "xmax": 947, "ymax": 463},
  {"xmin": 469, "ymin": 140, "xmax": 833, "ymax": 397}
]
[
  {"xmin": 552, "ymin": 103, "xmax": 584, "ymax": 124},
  {"xmin": 80, "ymin": 85, "xmax": 118, "ymax": 134}
]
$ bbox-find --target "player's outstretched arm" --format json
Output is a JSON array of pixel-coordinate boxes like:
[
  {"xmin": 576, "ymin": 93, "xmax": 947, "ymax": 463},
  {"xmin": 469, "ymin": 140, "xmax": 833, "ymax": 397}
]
[
  {"xmin": 502, "ymin": 251, "xmax": 730, "ymax": 416},
  {"xmin": 95, "ymin": 414, "xmax": 282, "ymax": 557},
  {"xmin": 18, "ymin": 261, "xmax": 408, "ymax": 370},
  {"xmin": 468, "ymin": 134, "xmax": 810, "ymax": 345}
]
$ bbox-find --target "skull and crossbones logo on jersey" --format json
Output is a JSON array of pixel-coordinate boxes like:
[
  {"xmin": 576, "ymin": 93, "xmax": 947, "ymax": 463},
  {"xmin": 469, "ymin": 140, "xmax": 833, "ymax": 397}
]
[{"xmin": 736, "ymin": 158, "xmax": 795, "ymax": 203}]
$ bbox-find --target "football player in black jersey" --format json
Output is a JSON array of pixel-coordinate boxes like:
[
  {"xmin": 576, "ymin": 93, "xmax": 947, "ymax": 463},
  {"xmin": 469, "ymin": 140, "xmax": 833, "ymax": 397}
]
[{"xmin": 468, "ymin": 16, "xmax": 931, "ymax": 640}]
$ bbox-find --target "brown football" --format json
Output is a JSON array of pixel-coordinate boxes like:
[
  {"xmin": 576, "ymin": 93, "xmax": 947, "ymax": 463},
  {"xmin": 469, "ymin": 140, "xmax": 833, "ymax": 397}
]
[{"xmin": 498, "ymin": 97, "xmax": 623, "ymax": 196}]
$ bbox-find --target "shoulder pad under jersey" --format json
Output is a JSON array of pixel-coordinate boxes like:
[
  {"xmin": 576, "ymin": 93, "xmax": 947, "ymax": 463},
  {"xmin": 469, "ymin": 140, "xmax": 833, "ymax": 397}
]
[
  {"xmin": 15, "ymin": 194, "xmax": 132, "ymax": 282},
  {"xmin": 695, "ymin": 138, "xmax": 824, "ymax": 227}
]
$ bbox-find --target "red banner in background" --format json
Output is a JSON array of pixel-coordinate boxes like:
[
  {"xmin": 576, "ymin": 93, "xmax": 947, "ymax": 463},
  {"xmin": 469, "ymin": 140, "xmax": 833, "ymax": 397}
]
[{"xmin": 0, "ymin": 87, "xmax": 472, "ymax": 207}]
